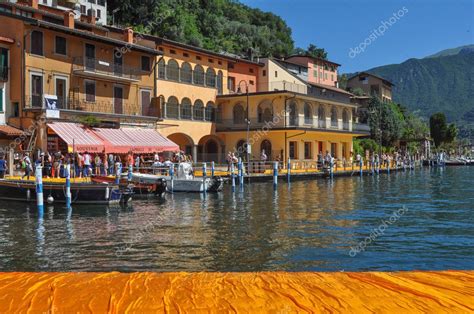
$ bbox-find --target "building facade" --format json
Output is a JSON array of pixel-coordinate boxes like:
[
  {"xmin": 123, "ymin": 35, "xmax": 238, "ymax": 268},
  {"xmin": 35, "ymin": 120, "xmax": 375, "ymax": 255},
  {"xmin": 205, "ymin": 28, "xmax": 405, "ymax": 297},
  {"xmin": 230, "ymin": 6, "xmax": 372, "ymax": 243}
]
[{"xmin": 347, "ymin": 72, "xmax": 393, "ymax": 103}]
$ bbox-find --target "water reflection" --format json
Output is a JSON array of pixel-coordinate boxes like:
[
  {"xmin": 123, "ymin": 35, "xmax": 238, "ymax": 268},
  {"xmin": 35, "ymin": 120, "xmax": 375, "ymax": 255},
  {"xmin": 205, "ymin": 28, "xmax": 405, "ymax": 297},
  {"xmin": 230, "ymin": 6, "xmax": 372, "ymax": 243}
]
[{"xmin": 0, "ymin": 167, "xmax": 473, "ymax": 272}]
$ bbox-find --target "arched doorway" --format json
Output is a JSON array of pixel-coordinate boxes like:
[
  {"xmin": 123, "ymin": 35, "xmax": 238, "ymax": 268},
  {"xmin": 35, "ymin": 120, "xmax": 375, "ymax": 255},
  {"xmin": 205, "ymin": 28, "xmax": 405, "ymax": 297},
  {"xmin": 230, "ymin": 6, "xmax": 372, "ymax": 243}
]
[
  {"xmin": 236, "ymin": 139, "xmax": 247, "ymax": 160},
  {"xmin": 289, "ymin": 101, "xmax": 298, "ymax": 126},
  {"xmin": 167, "ymin": 133, "xmax": 194, "ymax": 158},
  {"xmin": 198, "ymin": 135, "xmax": 225, "ymax": 163}
]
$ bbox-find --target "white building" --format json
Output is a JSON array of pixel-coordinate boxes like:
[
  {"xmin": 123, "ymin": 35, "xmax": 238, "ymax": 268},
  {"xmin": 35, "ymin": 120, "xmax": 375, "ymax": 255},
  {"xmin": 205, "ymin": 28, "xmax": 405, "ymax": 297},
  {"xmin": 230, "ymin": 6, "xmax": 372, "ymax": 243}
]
[{"xmin": 7, "ymin": 0, "xmax": 107, "ymax": 25}]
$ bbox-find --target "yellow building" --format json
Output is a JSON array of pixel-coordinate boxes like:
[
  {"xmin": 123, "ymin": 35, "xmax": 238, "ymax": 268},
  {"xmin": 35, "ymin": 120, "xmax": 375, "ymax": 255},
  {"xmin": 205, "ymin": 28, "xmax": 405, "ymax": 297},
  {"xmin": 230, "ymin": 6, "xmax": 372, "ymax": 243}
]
[{"xmin": 217, "ymin": 89, "xmax": 369, "ymax": 163}]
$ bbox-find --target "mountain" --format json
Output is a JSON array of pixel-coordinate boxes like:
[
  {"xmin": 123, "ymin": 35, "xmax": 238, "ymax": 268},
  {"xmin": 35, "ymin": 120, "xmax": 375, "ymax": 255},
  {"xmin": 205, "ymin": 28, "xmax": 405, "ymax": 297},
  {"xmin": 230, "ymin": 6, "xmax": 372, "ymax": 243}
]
[
  {"xmin": 425, "ymin": 45, "xmax": 474, "ymax": 58},
  {"xmin": 356, "ymin": 46, "xmax": 474, "ymax": 140}
]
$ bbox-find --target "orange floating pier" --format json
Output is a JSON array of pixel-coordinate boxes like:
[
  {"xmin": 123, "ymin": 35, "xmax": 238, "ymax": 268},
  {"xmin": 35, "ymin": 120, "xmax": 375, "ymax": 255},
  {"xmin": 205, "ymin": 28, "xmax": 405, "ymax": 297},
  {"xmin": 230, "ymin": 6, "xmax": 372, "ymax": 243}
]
[{"xmin": 0, "ymin": 271, "xmax": 473, "ymax": 312}]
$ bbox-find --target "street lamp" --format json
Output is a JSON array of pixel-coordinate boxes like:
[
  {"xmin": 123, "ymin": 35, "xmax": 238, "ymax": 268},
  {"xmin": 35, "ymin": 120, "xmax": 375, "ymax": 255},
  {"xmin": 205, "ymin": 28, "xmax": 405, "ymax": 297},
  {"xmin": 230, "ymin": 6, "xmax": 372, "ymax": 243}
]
[{"xmin": 237, "ymin": 80, "xmax": 250, "ymax": 179}]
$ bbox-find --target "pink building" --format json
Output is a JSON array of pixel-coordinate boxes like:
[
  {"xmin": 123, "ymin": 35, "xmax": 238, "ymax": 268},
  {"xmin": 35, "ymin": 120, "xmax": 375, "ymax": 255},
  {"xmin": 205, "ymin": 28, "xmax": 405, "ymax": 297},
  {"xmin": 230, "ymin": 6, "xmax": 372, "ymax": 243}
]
[{"xmin": 284, "ymin": 55, "xmax": 340, "ymax": 87}]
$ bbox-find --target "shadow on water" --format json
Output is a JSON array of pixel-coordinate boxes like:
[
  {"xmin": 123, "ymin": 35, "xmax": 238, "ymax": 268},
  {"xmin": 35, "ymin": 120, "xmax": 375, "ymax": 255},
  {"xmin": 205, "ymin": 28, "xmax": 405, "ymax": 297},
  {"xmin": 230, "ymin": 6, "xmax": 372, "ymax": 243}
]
[{"xmin": 0, "ymin": 166, "xmax": 473, "ymax": 272}]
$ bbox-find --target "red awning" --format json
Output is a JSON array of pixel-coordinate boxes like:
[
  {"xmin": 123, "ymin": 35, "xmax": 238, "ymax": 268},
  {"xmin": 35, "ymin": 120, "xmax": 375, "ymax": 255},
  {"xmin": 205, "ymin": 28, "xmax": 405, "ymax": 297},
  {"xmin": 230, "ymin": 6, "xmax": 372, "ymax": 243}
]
[
  {"xmin": 48, "ymin": 122, "xmax": 105, "ymax": 153},
  {"xmin": 0, "ymin": 125, "xmax": 23, "ymax": 137},
  {"xmin": 92, "ymin": 128, "xmax": 135, "ymax": 154},
  {"xmin": 121, "ymin": 128, "xmax": 179, "ymax": 153}
]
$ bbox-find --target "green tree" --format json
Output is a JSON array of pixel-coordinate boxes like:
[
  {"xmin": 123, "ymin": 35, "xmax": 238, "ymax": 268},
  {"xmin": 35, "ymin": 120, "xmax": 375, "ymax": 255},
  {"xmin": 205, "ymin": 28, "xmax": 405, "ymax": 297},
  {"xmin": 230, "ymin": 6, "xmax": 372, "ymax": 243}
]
[
  {"xmin": 368, "ymin": 98, "xmax": 403, "ymax": 146},
  {"xmin": 292, "ymin": 44, "xmax": 327, "ymax": 59},
  {"xmin": 445, "ymin": 123, "xmax": 458, "ymax": 143},
  {"xmin": 429, "ymin": 112, "xmax": 448, "ymax": 147}
]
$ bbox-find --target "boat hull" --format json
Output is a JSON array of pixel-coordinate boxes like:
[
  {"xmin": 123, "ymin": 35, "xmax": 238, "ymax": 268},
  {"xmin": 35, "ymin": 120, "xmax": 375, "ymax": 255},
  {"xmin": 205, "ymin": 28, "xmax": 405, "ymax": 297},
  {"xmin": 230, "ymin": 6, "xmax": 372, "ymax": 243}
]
[
  {"xmin": 0, "ymin": 180, "xmax": 125, "ymax": 205},
  {"xmin": 92, "ymin": 176, "xmax": 167, "ymax": 197}
]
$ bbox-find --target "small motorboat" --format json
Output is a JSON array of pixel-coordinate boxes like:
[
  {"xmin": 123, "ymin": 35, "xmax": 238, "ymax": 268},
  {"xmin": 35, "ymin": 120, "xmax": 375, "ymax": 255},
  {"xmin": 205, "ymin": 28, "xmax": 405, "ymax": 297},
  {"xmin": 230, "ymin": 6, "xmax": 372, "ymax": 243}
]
[
  {"xmin": 91, "ymin": 175, "xmax": 167, "ymax": 198},
  {"xmin": 132, "ymin": 163, "xmax": 223, "ymax": 193},
  {"xmin": 0, "ymin": 179, "xmax": 132, "ymax": 205}
]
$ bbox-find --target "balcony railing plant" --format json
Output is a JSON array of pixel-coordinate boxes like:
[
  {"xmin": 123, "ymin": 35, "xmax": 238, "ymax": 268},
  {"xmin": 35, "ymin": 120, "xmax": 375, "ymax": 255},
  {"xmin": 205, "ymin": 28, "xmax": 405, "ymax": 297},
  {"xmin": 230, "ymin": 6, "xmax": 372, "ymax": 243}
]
[{"xmin": 72, "ymin": 57, "xmax": 141, "ymax": 81}]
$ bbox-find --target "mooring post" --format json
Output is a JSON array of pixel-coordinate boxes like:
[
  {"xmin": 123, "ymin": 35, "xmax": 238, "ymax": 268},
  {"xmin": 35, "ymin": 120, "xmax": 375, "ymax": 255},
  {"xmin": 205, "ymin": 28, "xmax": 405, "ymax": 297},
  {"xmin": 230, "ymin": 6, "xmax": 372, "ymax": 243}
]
[
  {"xmin": 238, "ymin": 158, "xmax": 243, "ymax": 186},
  {"xmin": 330, "ymin": 158, "xmax": 334, "ymax": 179},
  {"xmin": 211, "ymin": 161, "xmax": 215, "ymax": 177},
  {"xmin": 115, "ymin": 163, "xmax": 121, "ymax": 185},
  {"xmin": 359, "ymin": 157, "xmax": 363, "ymax": 176},
  {"xmin": 203, "ymin": 163, "xmax": 207, "ymax": 193},
  {"xmin": 35, "ymin": 166, "xmax": 44, "ymax": 215},
  {"xmin": 65, "ymin": 164, "xmax": 71, "ymax": 209},
  {"xmin": 273, "ymin": 161, "xmax": 278, "ymax": 189},
  {"xmin": 128, "ymin": 164, "xmax": 133, "ymax": 182},
  {"xmin": 287, "ymin": 158, "xmax": 291, "ymax": 183},
  {"xmin": 169, "ymin": 164, "xmax": 174, "ymax": 193},
  {"xmin": 231, "ymin": 162, "xmax": 236, "ymax": 192}
]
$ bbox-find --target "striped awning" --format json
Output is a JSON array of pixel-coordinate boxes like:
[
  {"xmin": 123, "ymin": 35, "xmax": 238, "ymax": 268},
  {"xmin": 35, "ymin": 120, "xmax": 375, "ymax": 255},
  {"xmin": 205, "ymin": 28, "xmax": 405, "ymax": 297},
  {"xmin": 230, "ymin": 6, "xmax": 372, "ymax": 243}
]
[
  {"xmin": 48, "ymin": 122, "xmax": 105, "ymax": 153},
  {"xmin": 122, "ymin": 128, "xmax": 179, "ymax": 153},
  {"xmin": 92, "ymin": 128, "xmax": 135, "ymax": 154}
]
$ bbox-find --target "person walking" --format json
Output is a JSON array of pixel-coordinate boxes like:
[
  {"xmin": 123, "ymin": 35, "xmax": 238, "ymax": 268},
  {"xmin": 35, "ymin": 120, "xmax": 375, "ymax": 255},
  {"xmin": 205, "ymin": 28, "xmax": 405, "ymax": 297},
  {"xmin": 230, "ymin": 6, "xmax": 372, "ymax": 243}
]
[
  {"xmin": 21, "ymin": 154, "xmax": 32, "ymax": 180},
  {"xmin": 0, "ymin": 155, "xmax": 7, "ymax": 179}
]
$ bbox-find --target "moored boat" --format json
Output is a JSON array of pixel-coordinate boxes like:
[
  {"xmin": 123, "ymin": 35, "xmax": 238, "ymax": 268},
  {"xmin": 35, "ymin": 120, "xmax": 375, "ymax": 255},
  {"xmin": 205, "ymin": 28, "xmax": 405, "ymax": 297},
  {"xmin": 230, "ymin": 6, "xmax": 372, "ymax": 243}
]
[
  {"xmin": 91, "ymin": 175, "xmax": 167, "ymax": 198},
  {"xmin": 0, "ymin": 179, "xmax": 132, "ymax": 205}
]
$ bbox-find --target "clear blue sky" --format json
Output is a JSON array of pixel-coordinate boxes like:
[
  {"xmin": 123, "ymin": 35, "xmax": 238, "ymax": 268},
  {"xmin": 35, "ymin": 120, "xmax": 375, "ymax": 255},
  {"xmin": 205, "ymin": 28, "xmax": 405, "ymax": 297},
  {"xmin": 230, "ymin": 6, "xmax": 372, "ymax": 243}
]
[{"xmin": 240, "ymin": 0, "xmax": 473, "ymax": 73}]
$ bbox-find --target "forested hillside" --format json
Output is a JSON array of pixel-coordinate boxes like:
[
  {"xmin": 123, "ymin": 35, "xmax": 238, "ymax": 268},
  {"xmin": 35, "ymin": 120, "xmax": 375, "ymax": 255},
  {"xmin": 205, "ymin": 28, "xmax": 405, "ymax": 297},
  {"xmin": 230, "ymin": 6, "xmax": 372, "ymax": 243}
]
[{"xmin": 107, "ymin": 0, "xmax": 295, "ymax": 57}]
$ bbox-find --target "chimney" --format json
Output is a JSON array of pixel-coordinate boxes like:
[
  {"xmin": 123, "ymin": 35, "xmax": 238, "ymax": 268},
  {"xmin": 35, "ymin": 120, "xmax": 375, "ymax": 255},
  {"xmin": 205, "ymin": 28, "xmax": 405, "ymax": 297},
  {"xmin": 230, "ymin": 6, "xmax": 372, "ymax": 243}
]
[
  {"xmin": 64, "ymin": 11, "xmax": 75, "ymax": 29},
  {"xmin": 18, "ymin": 0, "xmax": 38, "ymax": 9},
  {"xmin": 124, "ymin": 27, "xmax": 134, "ymax": 44},
  {"xmin": 87, "ymin": 13, "xmax": 96, "ymax": 26}
]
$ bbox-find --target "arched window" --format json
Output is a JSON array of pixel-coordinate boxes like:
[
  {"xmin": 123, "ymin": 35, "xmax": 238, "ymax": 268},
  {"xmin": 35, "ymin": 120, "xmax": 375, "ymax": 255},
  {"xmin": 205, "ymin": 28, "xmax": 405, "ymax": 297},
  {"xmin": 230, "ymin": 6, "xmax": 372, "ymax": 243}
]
[
  {"xmin": 166, "ymin": 96, "xmax": 179, "ymax": 119},
  {"xmin": 193, "ymin": 65, "xmax": 205, "ymax": 85},
  {"xmin": 205, "ymin": 101, "xmax": 216, "ymax": 122},
  {"xmin": 233, "ymin": 104, "xmax": 246, "ymax": 124},
  {"xmin": 166, "ymin": 59, "xmax": 179, "ymax": 81},
  {"xmin": 261, "ymin": 140, "xmax": 272, "ymax": 159},
  {"xmin": 304, "ymin": 102, "xmax": 313, "ymax": 125},
  {"xmin": 158, "ymin": 59, "xmax": 166, "ymax": 79},
  {"xmin": 217, "ymin": 71, "xmax": 223, "ymax": 95},
  {"xmin": 193, "ymin": 99, "xmax": 204, "ymax": 120},
  {"xmin": 331, "ymin": 106, "xmax": 338, "ymax": 127},
  {"xmin": 180, "ymin": 62, "xmax": 192, "ymax": 83},
  {"xmin": 257, "ymin": 101, "xmax": 273, "ymax": 123},
  {"xmin": 318, "ymin": 105, "xmax": 326, "ymax": 128},
  {"xmin": 205, "ymin": 68, "xmax": 216, "ymax": 87},
  {"xmin": 343, "ymin": 109, "xmax": 350, "ymax": 130},
  {"xmin": 288, "ymin": 101, "xmax": 298, "ymax": 126},
  {"xmin": 181, "ymin": 98, "xmax": 192, "ymax": 120}
]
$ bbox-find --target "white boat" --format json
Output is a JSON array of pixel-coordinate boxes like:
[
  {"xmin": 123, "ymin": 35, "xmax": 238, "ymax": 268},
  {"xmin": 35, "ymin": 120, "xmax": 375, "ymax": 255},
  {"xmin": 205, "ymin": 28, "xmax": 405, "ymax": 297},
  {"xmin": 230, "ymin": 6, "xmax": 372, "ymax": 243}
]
[{"xmin": 131, "ymin": 163, "xmax": 223, "ymax": 193}]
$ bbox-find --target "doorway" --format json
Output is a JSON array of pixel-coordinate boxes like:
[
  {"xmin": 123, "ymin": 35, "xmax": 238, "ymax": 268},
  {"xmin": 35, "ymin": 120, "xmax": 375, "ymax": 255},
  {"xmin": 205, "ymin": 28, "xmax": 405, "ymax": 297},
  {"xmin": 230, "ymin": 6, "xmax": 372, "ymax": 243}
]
[
  {"xmin": 55, "ymin": 77, "xmax": 67, "ymax": 109},
  {"xmin": 114, "ymin": 86, "xmax": 123, "ymax": 114},
  {"xmin": 85, "ymin": 43, "xmax": 95, "ymax": 71}
]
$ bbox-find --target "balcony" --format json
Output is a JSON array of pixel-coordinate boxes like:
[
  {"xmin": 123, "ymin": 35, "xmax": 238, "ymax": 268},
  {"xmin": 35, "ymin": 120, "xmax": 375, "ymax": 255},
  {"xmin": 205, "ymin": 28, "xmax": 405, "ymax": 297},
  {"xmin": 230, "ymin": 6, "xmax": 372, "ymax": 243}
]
[
  {"xmin": 216, "ymin": 117, "xmax": 368, "ymax": 133},
  {"xmin": 24, "ymin": 96, "xmax": 159, "ymax": 118},
  {"xmin": 72, "ymin": 57, "xmax": 141, "ymax": 83},
  {"xmin": 0, "ymin": 66, "xmax": 7, "ymax": 82}
]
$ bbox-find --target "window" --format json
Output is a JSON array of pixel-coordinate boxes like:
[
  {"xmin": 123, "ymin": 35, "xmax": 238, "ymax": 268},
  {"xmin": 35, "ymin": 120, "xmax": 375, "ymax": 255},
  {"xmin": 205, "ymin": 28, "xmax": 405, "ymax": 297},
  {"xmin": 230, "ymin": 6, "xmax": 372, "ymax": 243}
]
[
  {"xmin": 180, "ymin": 98, "xmax": 192, "ymax": 119},
  {"xmin": 205, "ymin": 67, "xmax": 216, "ymax": 87},
  {"xmin": 228, "ymin": 77, "xmax": 235, "ymax": 92},
  {"xmin": 183, "ymin": 52, "xmax": 189, "ymax": 58},
  {"xmin": 55, "ymin": 36, "xmax": 67, "ymax": 55},
  {"xmin": 141, "ymin": 56, "xmax": 150, "ymax": 71},
  {"xmin": 158, "ymin": 59, "xmax": 165, "ymax": 79},
  {"xmin": 319, "ymin": 72, "xmax": 323, "ymax": 79},
  {"xmin": 98, "ymin": 0, "xmax": 106, "ymax": 5},
  {"xmin": 324, "ymin": 73, "xmax": 328, "ymax": 80},
  {"xmin": 304, "ymin": 103, "xmax": 312, "ymax": 124},
  {"xmin": 262, "ymin": 70, "xmax": 267, "ymax": 77},
  {"xmin": 331, "ymin": 74, "xmax": 334, "ymax": 81},
  {"xmin": 249, "ymin": 68, "xmax": 254, "ymax": 73},
  {"xmin": 170, "ymin": 49, "xmax": 176, "ymax": 54},
  {"xmin": 275, "ymin": 71, "xmax": 278, "ymax": 78},
  {"xmin": 196, "ymin": 56, "xmax": 201, "ymax": 61},
  {"xmin": 217, "ymin": 71, "xmax": 223, "ymax": 95},
  {"xmin": 193, "ymin": 65, "xmax": 205, "ymax": 85},
  {"xmin": 304, "ymin": 142, "xmax": 312, "ymax": 159},
  {"xmin": 249, "ymin": 80, "xmax": 254, "ymax": 85},
  {"xmin": 193, "ymin": 100, "xmax": 204, "ymax": 120},
  {"xmin": 85, "ymin": 81, "xmax": 95, "ymax": 102},
  {"xmin": 141, "ymin": 90, "xmax": 151, "ymax": 116},
  {"xmin": 31, "ymin": 31, "xmax": 43, "ymax": 56},
  {"xmin": 180, "ymin": 62, "xmax": 192, "ymax": 83},
  {"xmin": 208, "ymin": 58, "xmax": 213, "ymax": 63},
  {"xmin": 166, "ymin": 96, "xmax": 179, "ymax": 119},
  {"xmin": 313, "ymin": 70, "xmax": 317, "ymax": 77},
  {"xmin": 166, "ymin": 59, "xmax": 179, "ymax": 81},
  {"xmin": 80, "ymin": 5, "xmax": 86, "ymax": 14},
  {"xmin": 233, "ymin": 104, "xmax": 245, "ymax": 124},
  {"xmin": 96, "ymin": 9, "xmax": 101, "ymax": 18},
  {"xmin": 0, "ymin": 48, "xmax": 8, "ymax": 81},
  {"xmin": 205, "ymin": 102, "xmax": 215, "ymax": 122},
  {"xmin": 289, "ymin": 141, "xmax": 297, "ymax": 159}
]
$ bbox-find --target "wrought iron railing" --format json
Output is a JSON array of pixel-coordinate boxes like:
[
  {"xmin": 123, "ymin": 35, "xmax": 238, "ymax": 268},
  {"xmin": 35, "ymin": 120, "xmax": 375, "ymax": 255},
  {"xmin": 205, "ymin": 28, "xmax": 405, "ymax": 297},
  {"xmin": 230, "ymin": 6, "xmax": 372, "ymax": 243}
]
[
  {"xmin": 24, "ymin": 96, "xmax": 155, "ymax": 117},
  {"xmin": 72, "ymin": 57, "xmax": 141, "ymax": 81}
]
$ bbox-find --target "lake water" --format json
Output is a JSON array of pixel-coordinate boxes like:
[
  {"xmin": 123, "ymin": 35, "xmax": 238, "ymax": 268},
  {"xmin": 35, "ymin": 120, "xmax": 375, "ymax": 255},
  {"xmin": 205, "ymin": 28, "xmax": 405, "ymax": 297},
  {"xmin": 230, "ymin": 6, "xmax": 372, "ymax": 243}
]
[{"xmin": 0, "ymin": 167, "xmax": 472, "ymax": 272}]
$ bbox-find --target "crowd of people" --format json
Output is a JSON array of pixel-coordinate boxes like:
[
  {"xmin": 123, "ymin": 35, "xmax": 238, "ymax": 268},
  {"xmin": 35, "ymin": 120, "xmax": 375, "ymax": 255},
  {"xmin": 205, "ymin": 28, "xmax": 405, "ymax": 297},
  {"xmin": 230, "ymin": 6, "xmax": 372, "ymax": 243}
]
[{"xmin": 7, "ymin": 150, "xmax": 193, "ymax": 180}]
